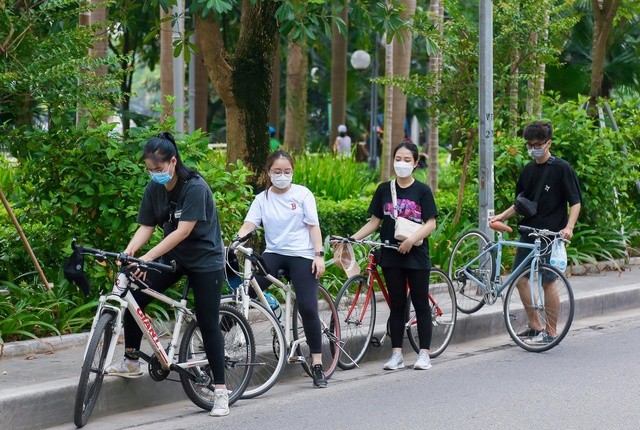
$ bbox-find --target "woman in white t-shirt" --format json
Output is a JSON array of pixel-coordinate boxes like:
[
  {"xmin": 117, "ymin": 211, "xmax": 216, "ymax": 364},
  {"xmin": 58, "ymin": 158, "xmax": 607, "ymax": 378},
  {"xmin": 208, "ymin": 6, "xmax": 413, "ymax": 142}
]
[
  {"xmin": 333, "ymin": 124, "xmax": 352, "ymax": 157},
  {"xmin": 235, "ymin": 150, "xmax": 328, "ymax": 388}
]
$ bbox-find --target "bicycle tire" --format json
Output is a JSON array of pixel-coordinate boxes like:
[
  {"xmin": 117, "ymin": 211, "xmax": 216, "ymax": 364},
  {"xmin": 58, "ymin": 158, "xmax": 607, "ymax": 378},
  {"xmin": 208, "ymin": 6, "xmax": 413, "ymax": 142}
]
[
  {"xmin": 178, "ymin": 305, "xmax": 254, "ymax": 410},
  {"xmin": 333, "ymin": 274, "xmax": 377, "ymax": 370},
  {"xmin": 503, "ymin": 262, "xmax": 574, "ymax": 352},
  {"xmin": 407, "ymin": 268, "xmax": 457, "ymax": 358},
  {"xmin": 448, "ymin": 229, "xmax": 494, "ymax": 314},
  {"xmin": 74, "ymin": 312, "xmax": 115, "ymax": 428},
  {"xmin": 293, "ymin": 285, "xmax": 340, "ymax": 378},
  {"xmin": 220, "ymin": 296, "xmax": 287, "ymax": 399}
]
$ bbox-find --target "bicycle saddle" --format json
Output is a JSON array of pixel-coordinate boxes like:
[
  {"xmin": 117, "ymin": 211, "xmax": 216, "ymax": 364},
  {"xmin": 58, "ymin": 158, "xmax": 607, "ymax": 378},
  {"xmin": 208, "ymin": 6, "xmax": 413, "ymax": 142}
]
[
  {"xmin": 276, "ymin": 269, "xmax": 290, "ymax": 282},
  {"xmin": 489, "ymin": 220, "xmax": 513, "ymax": 233}
]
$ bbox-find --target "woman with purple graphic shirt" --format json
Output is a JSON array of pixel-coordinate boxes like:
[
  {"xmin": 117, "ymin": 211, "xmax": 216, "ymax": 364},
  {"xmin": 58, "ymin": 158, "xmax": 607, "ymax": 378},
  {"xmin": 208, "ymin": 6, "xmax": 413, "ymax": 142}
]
[{"xmin": 350, "ymin": 141, "xmax": 438, "ymax": 371}]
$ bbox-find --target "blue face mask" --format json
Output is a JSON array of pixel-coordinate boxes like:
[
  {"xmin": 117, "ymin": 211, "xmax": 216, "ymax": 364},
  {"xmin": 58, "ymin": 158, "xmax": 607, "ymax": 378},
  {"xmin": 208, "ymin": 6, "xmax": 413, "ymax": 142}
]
[{"xmin": 149, "ymin": 169, "xmax": 173, "ymax": 185}]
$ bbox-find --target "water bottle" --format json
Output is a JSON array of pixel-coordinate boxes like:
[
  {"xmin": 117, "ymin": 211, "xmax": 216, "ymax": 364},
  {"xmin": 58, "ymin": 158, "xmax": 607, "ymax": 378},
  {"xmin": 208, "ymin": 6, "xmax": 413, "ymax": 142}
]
[{"xmin": 264, "ymin": 292, "xmax": 282, "ymax": 320}]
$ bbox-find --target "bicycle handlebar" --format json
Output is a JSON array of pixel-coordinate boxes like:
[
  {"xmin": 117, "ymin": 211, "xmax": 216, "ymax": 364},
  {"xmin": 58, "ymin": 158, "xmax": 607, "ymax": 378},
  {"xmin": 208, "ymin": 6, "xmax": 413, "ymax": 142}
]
[
  {"xmin": 329, "ymin": 235, "xmax": 399, "ymax": 250},
  {"xmin": 517, "ymin": 225, "xmax": 563, "ymax": 238},
  {"xmin": 71, "ymin": 240, "xmax": 177, "ymax": 273}
]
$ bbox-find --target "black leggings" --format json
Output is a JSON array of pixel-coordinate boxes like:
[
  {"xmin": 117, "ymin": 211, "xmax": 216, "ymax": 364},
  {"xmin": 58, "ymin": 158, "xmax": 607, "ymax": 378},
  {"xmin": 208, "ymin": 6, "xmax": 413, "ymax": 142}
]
[
  {"xmin": 381, "ymin": 267, "xmax": 432, "ymax": 350},
  {"xmin": 123, "ymin": 268, "xmax": 226, "ymax": 385},
  {"xmin": 254, "ymin": 253, "xmax": 322, "ymax": 353}
]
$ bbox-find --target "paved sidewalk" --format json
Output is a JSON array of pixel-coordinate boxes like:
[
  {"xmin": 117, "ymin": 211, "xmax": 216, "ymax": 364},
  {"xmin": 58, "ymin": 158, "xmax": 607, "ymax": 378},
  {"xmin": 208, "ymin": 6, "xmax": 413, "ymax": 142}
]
[{"xmin": 1, "ymin": 260, "xmax": 639, "ymax": 430}]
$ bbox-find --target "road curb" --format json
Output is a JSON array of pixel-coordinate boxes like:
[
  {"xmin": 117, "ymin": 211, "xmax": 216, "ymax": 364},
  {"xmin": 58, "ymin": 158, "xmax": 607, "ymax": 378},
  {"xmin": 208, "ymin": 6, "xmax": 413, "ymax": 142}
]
[{"xmin": 1, "ymin": 333, "xmax": 90, "ymax": 359}]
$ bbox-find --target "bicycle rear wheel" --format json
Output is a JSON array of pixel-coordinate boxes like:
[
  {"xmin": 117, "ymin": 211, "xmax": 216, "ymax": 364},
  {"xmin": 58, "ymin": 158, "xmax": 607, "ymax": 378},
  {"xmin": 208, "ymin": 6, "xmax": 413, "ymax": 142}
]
[
  {"xmin": 179, "ymin": 305, "xmax": 254, "ymax": 410},
  {"xmin": 221, "ymin": 297, "xmax": 287, "ymax": 399},
  {"xmin": 74, "ymin": 312, "xmax": 115, "ymax": 428},
  {"xmin": 504, "ymin": 262, "xmax": 574, "ymax": 352},
  {"xmin": 407, "ymin": 268, "xmax": 457, "ymax": 358},
  {"xmin": 448, "ymin": 230, "xmax": 494, "ymax": 314},
  {"xmin": 333, "ymin": 274, "xmax": 377, "ymax": 370},
  {"xmin": 293, "ymin": 285, "xmax": 340, "ymax": 378}
]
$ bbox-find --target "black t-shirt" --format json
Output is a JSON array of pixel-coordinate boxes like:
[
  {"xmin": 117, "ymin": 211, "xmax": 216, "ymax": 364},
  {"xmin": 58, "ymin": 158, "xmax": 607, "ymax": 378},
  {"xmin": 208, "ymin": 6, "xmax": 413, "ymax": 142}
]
[
  {"xmin": 137, "ymin": 175, "xmax": 224, "ymax": 272},
  {"xmin": 369, "ymin": 180, "xmax": 438, "ymax": 269},
  {"xmin": 515, "ymin": 155, "xmax": 582, "ymax": 232}
]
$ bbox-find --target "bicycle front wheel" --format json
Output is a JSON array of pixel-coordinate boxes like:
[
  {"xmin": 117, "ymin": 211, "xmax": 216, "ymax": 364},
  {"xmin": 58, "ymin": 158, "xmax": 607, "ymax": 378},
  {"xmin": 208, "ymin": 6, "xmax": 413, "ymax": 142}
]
[
  {"xmin": 334, "ymin": 274, "xmax": 377, "ymax": 370},
  {"xmin": 504, "ymin": 263, "xmax": 574, "ymax": 352},
  {"xmin": 293, "ymin": 285, "xmax": 340, "ymax": 378},
  {"xmin": 74, "ymin": 312, "xmax": 116, "ymax": 428},
  {"xmin": 179, "ymin": 305, "xmax": 254, "ymax": 410},
  {"xmin": 448, "ymin": 230, "xmax": 494, "ymax": 314},
  {"xmin": 221, "ymin": 297, "xmax": 287, "ymax": 399},
  {"xmin": 407, "ymin": 268, "xmax": 457, "ymax": 358}
]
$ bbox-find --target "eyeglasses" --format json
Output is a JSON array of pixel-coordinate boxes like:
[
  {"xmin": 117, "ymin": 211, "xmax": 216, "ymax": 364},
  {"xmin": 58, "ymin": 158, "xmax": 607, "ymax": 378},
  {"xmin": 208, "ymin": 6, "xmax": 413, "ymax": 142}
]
[
  {"xmin": 270, "ymin": 170, "xmax": 293, "ymax": 175},
  {"xmin": 526, "ymin": 140, "xmax": 549, "ymax": 150}
]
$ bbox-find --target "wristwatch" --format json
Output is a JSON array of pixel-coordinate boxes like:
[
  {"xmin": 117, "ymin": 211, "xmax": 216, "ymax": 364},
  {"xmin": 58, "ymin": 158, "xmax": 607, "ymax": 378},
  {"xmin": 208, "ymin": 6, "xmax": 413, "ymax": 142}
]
[{"xmin": 315, "ymin": 251, "xmax": 325, "ymax": 257}]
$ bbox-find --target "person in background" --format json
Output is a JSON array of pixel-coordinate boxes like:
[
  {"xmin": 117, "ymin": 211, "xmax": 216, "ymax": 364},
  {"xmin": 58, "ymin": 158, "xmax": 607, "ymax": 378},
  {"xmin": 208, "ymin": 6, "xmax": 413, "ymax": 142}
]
[
  {"xmin": 333, "ymin": 124, "xmax": 352, "ymax": 157},
  {"xmin": 105, "ymin": 132, "xmax": 230, "ymax": 417},
  {"xmin": 234, "ymin": 150, "xmax": 329, "ymax": 388},
  {"xmin": 350, "ymin": 141, "xmax": 438, "ymax": 371},
  {"xmin": 491, "ymin": 120, "xmax": 581, "ymax": 345},
  {"xmin": 269, "ymin": 125, "xmax": 281, "ymax": 152}
]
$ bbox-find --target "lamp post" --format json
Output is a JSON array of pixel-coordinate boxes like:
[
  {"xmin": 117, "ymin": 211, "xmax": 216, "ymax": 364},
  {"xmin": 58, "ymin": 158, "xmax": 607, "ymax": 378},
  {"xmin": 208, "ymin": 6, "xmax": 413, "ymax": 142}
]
[{"xmin": 350, "ymin": 49, "xmax": 378, "ymax": 169}]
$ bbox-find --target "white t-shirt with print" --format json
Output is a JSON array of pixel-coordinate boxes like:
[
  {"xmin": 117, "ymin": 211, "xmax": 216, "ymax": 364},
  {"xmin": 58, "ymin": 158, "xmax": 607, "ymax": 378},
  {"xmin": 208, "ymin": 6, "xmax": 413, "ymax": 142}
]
[{"xmin": 244, "ymin": 184, "xmax": 319, "ymax": 259}]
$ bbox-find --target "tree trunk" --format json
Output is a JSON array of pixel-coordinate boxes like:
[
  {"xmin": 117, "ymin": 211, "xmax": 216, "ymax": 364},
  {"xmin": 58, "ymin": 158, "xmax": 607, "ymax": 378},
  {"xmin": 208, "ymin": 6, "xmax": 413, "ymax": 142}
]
[
  {"xmin": 284, "ymin": 40, "xmax": 309, "ymax": 153},
  {"xmin": 195, "ymin": 0, "xmax": 278, "ymax": 178},
  {"xmin": 427, "ymin": 0, "xmax": 443, "ymax": 193},
  {"xmin": 269, "ymin": 44, "xmax": 281, "ymax": 137},
  {"xmin": 160, "ymin": 7, "xmax": 174, "ymax": 122},
  {"xmin": 193, "ymin": 32, "xmax": 209, "ymax": 132},
  {"xmin": 532, "ymin": 11, "xmax": 550, "ymax": 118},
  {"xmin": 589, "ymin": 0, "xmax": 621, "ymax": 107},
  {"xmin": 90, "ymin": 1, "xmax": 108, "ymax": 77},
  {"xmin": 330, "ymin": 1, "xmax": 348, "ymax": 149},
  {"xmin": 390, "ymin": 0, "xmax": 416, "ymax": 149},
  {"xmin": 453, "ymin": 130, "xmax": 476, "ymax": 226},
  {"xmin": 525, "ymin": 30, "xmax": 537, "ymax": 117},
  {"xmin": 381, "ymin": 37, "xmax": 394, "ymax": 181}
]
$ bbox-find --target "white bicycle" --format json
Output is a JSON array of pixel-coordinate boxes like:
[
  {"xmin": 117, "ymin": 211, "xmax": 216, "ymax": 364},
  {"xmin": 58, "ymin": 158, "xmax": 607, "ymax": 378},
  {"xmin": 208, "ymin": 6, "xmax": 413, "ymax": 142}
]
[
  {"xmin": 224, "ymin": 231, "xmax": 341, "ymax": 398},
  {"xmin": 70, "ymin": 241, "xmax": 254, "ymax": 427}
]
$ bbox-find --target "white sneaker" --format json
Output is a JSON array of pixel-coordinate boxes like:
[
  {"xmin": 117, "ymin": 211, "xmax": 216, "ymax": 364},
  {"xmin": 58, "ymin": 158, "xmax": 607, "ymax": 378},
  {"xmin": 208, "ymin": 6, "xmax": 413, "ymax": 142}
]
[
  {"xmin": 413, "ymin": 351, "xmax": 432, "ymax": 370},
  {"xmin": 383, "ymin": 351, "xmax": 405, "ymax": 370},
  {"xmin": 105, "ymin": 359, "xmax": 143, "ymax": 378},
  {"xmin": 210, "ymin": 389, "xmax": 229, "ymax": 417}
]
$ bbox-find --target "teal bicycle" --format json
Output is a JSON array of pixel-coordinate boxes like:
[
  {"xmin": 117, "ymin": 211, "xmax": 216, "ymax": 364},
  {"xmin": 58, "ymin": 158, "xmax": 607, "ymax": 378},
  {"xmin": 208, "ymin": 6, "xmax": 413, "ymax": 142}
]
[{"xmin": 448, "ymin": 221, "xmax": 574, "ymax": 352}]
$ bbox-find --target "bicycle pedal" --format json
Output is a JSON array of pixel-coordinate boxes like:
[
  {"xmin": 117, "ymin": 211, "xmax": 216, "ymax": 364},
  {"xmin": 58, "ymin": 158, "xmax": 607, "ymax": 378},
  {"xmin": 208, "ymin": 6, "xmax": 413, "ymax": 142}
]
[
  {"xmin": 370, "ymin": 336, "xmax": 381, "ymax": 347},
  {"xmin": 288, "ymin": 356, "xmax": 306, "ymax": 363}
]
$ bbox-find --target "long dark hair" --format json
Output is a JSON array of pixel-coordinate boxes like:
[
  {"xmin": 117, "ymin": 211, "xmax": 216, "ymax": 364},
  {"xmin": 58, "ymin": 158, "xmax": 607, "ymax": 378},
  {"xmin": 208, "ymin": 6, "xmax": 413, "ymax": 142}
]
[
  {"xmin": 143, "ymin": 132, "xmax": 199, "ymax": 180},
  {"xmin": 265, "ymin": 150, "xmax": 294, "ymax": 197},
  {"xmin": 393, "ymin": 140, "xmax": 419, "ymax": 161}
]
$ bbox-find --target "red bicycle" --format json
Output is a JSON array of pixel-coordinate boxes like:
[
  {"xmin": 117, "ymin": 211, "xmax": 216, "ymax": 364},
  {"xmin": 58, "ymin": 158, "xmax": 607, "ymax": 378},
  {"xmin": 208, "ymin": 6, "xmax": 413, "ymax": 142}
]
[{"xmin": 330, "ymin": 236, "xmax": 457, "ymax": 370}]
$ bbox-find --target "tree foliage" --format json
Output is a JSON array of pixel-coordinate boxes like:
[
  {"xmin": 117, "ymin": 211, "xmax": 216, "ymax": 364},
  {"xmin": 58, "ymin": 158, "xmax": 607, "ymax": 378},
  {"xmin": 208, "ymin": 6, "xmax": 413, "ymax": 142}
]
[{"xmin": 0, "ymin": 0, "xmax": 122, "ymax": 128}]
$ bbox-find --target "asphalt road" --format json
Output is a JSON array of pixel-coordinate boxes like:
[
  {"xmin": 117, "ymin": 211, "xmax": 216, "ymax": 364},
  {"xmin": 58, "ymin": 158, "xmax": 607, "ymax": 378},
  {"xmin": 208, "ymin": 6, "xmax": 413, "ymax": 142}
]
[{"xmin": 48, "ymin": 309, "xmax": 640, "ymax": 430}]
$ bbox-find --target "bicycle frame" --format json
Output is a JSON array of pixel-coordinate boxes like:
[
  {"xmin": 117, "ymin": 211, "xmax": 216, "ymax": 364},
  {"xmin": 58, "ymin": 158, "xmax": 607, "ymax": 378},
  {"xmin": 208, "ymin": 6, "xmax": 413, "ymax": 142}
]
[
  {"xmin": 457, "ymin": 231, "xmax": 541, "ymax": 298},
  {"xmin": 343, "ymin": 244, "xmax": 443, "ymax": 342},
  {"xmin": 84, "ymin": 271, "xmax": 208, "ymax": 374},
  {"xmin": 232, "ymin": 243, "xmax": 315, "ymax": 362}
]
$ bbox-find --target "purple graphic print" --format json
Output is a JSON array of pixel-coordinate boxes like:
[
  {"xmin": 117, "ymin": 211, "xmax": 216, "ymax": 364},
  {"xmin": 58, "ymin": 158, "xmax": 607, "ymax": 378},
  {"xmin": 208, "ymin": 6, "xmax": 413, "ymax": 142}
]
[{"xmin": 384, "ymin": 199, "xmax": 422, "ymax": 223}]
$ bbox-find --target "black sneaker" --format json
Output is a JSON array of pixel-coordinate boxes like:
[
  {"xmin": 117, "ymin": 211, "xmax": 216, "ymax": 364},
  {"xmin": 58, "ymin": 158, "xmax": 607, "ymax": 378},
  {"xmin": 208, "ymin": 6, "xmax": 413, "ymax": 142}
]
[
  {"xmin": 311, "ymin": 364, "xmax": 328, "ymax": 388},
  {"xmin": 517, "ymin": 327, "xmax": 541, "ymax": 337}
]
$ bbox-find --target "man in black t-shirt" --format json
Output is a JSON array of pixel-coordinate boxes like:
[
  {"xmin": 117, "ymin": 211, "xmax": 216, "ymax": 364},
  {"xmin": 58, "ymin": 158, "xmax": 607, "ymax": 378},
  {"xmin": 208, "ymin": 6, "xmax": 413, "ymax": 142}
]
[{"xmin": 492, "ymin": 121, "xmax": 581, "ymax": 344}]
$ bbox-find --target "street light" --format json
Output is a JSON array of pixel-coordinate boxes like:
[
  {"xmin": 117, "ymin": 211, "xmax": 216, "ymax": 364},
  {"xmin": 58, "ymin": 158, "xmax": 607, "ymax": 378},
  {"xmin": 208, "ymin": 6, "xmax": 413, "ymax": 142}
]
[{"xmin": 350, "ymin": 49, "xmax": 378, "ymax": 169}]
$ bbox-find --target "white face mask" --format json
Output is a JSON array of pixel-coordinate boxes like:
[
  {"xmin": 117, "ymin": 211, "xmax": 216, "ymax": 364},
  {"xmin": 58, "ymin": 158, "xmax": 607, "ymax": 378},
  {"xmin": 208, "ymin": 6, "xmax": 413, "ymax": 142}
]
[
  {"xmin": 393, "ymin": 161, "xmax": 414, "ymax": 178},
  {"xmin": 270, "ymin": 173, "xmax": 293, "ymax": 189}
]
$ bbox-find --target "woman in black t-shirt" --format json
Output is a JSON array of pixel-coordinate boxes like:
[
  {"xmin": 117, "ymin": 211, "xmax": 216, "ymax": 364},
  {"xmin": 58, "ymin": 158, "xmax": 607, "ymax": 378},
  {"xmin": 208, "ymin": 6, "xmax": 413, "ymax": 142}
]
[
  {"xmin": 104, "ymin": 132, "xmax": 230, "ymax": 417},
  {"xmin": 350, "ymin": 141, "xmax": 438, "ymax": 371}
]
